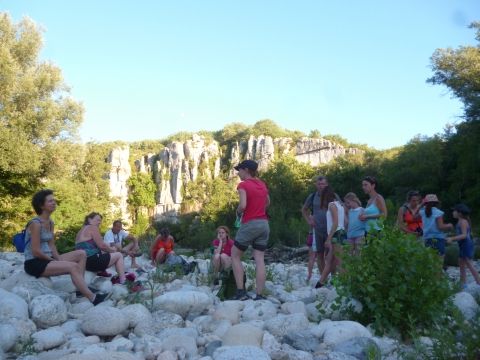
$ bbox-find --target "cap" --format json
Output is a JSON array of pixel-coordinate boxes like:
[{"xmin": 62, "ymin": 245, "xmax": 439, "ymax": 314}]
[
  {"xmin": 423, "ymin": 194, "xmax": 439, "ymax": 203},
  {"xmin": 453, "ymin": 203, "xmax": 471, "ymax": 215},
  {"xmin": 234, "ymin": 160, "xmax": 258, "ymax": 171}
]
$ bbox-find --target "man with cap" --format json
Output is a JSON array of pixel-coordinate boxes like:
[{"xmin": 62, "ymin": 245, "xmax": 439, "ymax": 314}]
[{"xmin": 231, "ymin": 159, "xmax": 270, "ymax": 301}]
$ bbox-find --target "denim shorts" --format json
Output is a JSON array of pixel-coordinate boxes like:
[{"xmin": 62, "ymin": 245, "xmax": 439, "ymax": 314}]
[
  {"xmin": 424, "ymin": 238, "xmax": 445, "ymax": 256},
  {"xmin": 458, "ymin": 239, "xmax": 474, "ymax": 259}
]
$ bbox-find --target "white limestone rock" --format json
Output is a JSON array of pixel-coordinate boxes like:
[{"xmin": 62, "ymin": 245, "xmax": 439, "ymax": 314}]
[
  {"xmin": 213, "ymin": 345, "xmax": 271, "ymax": 360},
  {"xmin": 121, "ymin": 303, "xmax": 151, "ymax": 328},
  {"xmin": 81, "ymin": 306, "xmax": 129, "ymax": 336},
  {"xmin": 321, "ymin": 321, "xmax": 372, "ymax": 346},
  {"xmin": 30, "ymin": 294, "xmax": 68, "ymax": 328},
  {"xmin": 32, "ymin": 327, "xmax": 66, "ymax": 351},
  {"xmin": 264, "ymin": 313, "xmax": 310, "ymax": 338},
  {"xmin": 241, "ymin": 300, "xmax": 278, "ymax": 321},
  {"xmin": 0, "ymin": 323, "xmax": 17, "ymax": 352},
  {"xmin": 153, "ymin": 290, "xmax": 212, "ymax": 318},
  {"xmin": 222, "ymin": 323, "xmax": 264, "ymax": 347},
  {"xmin": 452, "ymin": 291, "xmax": 479, "ymax": 320},
  {"xmin": 0, "ymin": 288, "xmax": 29, "ymax": 320}
]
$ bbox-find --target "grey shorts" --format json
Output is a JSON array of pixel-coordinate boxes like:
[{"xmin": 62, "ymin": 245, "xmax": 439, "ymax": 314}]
[
  {"xmin": 234, "ymin": 219, "xmax": 269, "ymax": 251},
  {"xmin": 314, "ymin": 228, "xmax": 328, "ymax": 253}
]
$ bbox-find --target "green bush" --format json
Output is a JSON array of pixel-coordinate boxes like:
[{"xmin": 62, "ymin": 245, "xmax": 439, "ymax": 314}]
[{"xmin": 335, "ymin": 227, "xmax": 455, "ymax": 338}]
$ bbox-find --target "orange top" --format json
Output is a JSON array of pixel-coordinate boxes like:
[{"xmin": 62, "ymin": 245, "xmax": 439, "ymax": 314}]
[
  {"xmin": 403, "ymin": 206, "xmax": 422, "ymax": 233},
  {"xmin": 151, "ymin": 236, "xmax": 174, "ymax": 258}
]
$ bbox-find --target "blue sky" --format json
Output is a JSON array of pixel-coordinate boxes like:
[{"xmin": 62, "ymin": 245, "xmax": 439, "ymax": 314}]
[{"xmin": 3, "ymin": 1, "xmax": 479, "ymax": 149}]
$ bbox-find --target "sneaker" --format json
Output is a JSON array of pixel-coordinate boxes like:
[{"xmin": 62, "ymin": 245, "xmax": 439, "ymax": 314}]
[
  {"xmin": 254, "ymin": 294, "xmax": 268, "ymax": 301},
  {"xmin": 92, "ymin": 292, "xmax": 111, "ymax": 306},
  {"xmin": 96, "ymin": 271, "xmax": 112, "ymax": 277},
  {"xmin": 315, "ymin": 281, "xmax": 324, "ymax": 289},
  {"xmin": 231, "ymin": 289, "xmax": 249, "ymax": 301},
  {"xmin": 76, "ymin": 286, "xmax": 98, "ymax": 298}
]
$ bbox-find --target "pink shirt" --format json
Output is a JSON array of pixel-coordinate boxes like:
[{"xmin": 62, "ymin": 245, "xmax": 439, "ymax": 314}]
[
  {"xmin": 212, "ymin": 238, "xmax": 234, "ymax": 256},
  {"xmin": 237, "ymin": 178, "xmax": 269, "ymax": 223}
]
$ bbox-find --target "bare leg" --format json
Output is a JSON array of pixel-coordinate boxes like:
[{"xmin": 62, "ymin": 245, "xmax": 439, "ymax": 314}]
[
  {"xmin": 307, "ymin": 249, "xmax": 316, "ymax": 281},
  {"xmin": 231, "ymin": 246, "xmax": 245, "ymax": 289},
  {"xmin": 319, "ymin": 245, "xmax": 334, "ymax": 285},
  {"xmin": 316, "ymin": 251, "xmax": 325, "ymax": 274},
  {"xmin": 42, "ymin": 261, "xmax": 95, "ymax": 301},
  {"xmin": 465, "ymin": 259, "xmax": 480, "ymax": 284},
  {"xmin": 212, "ymin": 254, "xmax": 221, "ymax": 273},
  {"xmin": 59, "ymin": 250, "xmax": 87, "ymax": 277},
  {"xmin": 109, "ymin": 252, "xmax": 125, "ymax": 283},
  {"xmin": 220, "ymin": 253, "xmax": 232, "ymax": 271},
  {"xmin": 253, "ymin": 249, "xmax": 266, "ymax": 295},
  {"xmin": 154, "ymin": 249, "xmax": 166, "ymax": 265}
]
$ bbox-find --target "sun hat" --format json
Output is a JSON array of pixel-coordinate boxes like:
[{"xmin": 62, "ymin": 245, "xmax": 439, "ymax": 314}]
[{"xmin": 423, "ymin": 194, "xmax": 439, "ymax": 203}]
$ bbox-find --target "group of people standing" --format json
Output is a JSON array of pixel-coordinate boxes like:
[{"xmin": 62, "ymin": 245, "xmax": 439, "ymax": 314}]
[{"xmin": 301, "ymin": 176, "xmax": 479, "ymax": 288}]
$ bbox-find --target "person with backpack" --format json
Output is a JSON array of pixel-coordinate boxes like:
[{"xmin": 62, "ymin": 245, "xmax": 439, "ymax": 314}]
[
  {"xmin": 301, "ymin": 176, "xmax": 330, "ymax": 277},
  {"xmin": 396, "ymin": 190, "xmax": 423, "ymax": 237},
  {"xmin": 446, "ymin": 204, "xmax": 480, "ymax": 287},
  {"xmin": 23, "ymin": 189, "xmax": 109, "ymax": 305}
]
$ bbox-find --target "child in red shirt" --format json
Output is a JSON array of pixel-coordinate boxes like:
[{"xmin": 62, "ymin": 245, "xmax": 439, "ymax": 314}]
[{"xmin": 212, "ymin": 226, "xmax": 234, "ymax": 283}]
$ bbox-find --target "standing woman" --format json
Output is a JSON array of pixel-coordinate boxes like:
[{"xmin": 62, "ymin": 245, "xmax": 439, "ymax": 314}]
[
  {"xmin": 24, "ymin": 190, "xmax": 108, "ymax": 305},
  {"xmin": 359, "ymin": 176, "xmax": 387, "ymax": 235},
  {"xmin": 75, "ymin": 213, "xmax": 126, "ymax": 284},
  {"xmin": 419, "ymin": 194, "xmax": 453, "ymax": 257},
  {"xmin": 315, "ymin": 186, "xmax": 346, "ymax": 288},
  {"xmin": 396, "ymin": 190, "xmax": 423, "ymax": 236}
]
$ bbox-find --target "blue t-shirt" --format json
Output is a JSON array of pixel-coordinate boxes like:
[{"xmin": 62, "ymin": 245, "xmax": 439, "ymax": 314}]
[
  {"xmin": 347, "ymin": 207, "xmax": 366, "ymax": 238},
  {"xmin": 420, "ymin": 207, "xmax": 445, "ymax": 240}
]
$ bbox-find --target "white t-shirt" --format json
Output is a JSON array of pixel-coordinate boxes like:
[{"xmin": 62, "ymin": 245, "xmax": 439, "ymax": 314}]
[{"xmin": 104, "ymin": 229, "xmax": 129, "ymax": 247}]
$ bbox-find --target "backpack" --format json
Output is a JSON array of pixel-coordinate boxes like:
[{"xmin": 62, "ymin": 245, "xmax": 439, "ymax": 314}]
[
  {"xmin": 12, "ymin": 218, "xmax": 40, "ymax": 253},
  {"xmin": 306, "ymin": 192, "xmax": 316, "ymax": 211}
]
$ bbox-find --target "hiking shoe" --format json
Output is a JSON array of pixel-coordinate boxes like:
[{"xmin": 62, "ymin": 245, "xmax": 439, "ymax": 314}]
[
  {"xmin": 231, "ymin": 289, "xmax": 249, "ymax": 301},
  {"xmin": 254, "ymin": 294, "xmax": 268, "ymax": 301},
  {"xmin": 92, "ymin": 292, "xmax": 111, "ymax": 306},
  {"xmin": 315, "ymin": 281, "xmax": 324, "ymax": 289},
  {"xmin": 76, "ymin": 286, "xmax": 98, "ymax": 298},
  {"xmin": 96, "ymin": 270, "xmax": 112, "ymax": 277}
]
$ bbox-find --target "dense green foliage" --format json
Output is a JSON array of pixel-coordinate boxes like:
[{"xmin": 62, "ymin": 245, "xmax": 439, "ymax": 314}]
[{"xmin": 335, "ymin": 228, "xmax": 455, "ymax": 338}]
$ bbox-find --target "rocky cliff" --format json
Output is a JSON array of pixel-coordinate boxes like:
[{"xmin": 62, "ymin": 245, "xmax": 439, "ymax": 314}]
[
  {"xmin": 108, "ymin": 134, "xmax": 362, "ymax": 220},
  {"xmin": 107, "ymin": 146, "xmax": 131, "ymax": 224}
]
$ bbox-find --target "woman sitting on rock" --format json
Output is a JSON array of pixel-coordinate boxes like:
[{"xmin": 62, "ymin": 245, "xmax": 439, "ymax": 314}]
[
  {"xmin": 23, "ymin": 189, "xmax": 108, "ymax": 305},
  {"xmin": 211, "ymin": 226, "xmax": 234, "ymax": 283},
  {"xmin": 75, "ymin": 212, "xmax": 126, "ymax": 284},
  {"xmin": 151, "ymin": 227, "xmax": 175, "ymax": 265}
]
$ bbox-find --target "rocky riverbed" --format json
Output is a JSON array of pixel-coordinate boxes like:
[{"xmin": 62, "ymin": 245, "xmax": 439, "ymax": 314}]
[{"xmin": 0, "ymin": 252, "xmax": 479, "ymax": 360}]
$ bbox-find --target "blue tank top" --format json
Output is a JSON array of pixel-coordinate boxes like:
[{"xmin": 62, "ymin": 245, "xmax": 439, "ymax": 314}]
[
  {"xmin": 75, "ymin": 239, "xmax": 100, "ymax": 257},
  {"xmin": 364, "ymin": 198, "xmax": 381, "ymax": 232},
  {"xmin": 347, "ymin": 207, "xmax": 366, "ymax": 238},
  {"xmin": 420, "ymin": 207, "xmax": 445, "ymax": 240},
  {"xmin": 455, "ymin": 222, "xmax": 472, "ymax": 247},
  {"xmin": 24, "ymin": 218, "xmax": 54, "ymax": 261}
]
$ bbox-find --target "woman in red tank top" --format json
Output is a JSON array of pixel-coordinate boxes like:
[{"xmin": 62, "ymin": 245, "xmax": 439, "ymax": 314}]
[
  {"xmin": 396, "ymin": 190, "xmax": 423, "ymax": 236},
  {"xmin": 151, "ymin": 227, "xmax": 175, "ymax": 265}
]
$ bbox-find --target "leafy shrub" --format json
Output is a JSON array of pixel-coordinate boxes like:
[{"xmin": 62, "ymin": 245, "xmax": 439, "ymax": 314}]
[
  {"xmin": 55, "ymin": 226, "xmax": 80, "ymax": 253},
  {"xmin": 335, "ymin": 227, "xmax": 455, "ymax": 338}
]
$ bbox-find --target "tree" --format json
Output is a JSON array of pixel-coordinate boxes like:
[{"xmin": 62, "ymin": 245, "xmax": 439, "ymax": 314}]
[
  {"xmin": 428, "ymin": 22, "xmax": 480, "ymax": 122},
  {"xmin": 0, "ymin": 14, "xmax": 84, "ymax": 246}
]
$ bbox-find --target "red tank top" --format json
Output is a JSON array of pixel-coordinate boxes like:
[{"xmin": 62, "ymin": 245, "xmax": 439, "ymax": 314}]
[{"xmin": 404, "ymin": 206, "xmax": 422, "ymax": 232}]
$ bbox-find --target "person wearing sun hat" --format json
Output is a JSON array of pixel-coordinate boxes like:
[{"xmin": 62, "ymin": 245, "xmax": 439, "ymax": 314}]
[
  {"xmin": 419, "ymin": 194, "xmax": 454, "ymax": 257},
  {"xmin": 446, "ymin": 204, "xmax": 480, "ymax": 286}
]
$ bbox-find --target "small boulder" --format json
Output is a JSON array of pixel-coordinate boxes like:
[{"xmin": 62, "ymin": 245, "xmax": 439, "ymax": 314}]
[
  {"xmin": 30, "ymin": 294, "xmax": 68, "ymax": 328},
  {"xmin": 213, "ymin": 345, "xmax": 271, "ymax": 360},
  {"xmin": 32, "ymin": 327, "xmax": 66, "ymax": 351},
  {"xmin": 81, "ymin": 306, "xmax": 129, "ymax": 336},
  {"xmin": 452, "ymin": 291, "xmax": 479, "ymax": 320},
  {"xmin": 322, "ymin": 321, "xmax": 372, "ymax": 346},
  {"xmin": 222, "ymin": 323, "xmax": 264, "ymax": 347},
  {"xmin": 0, "ymin": 288, "xmax": 29, "ymax": 320},
  {"xmin": 153, "ymin": 290, "xmax": 212, "ymax": 318}
]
